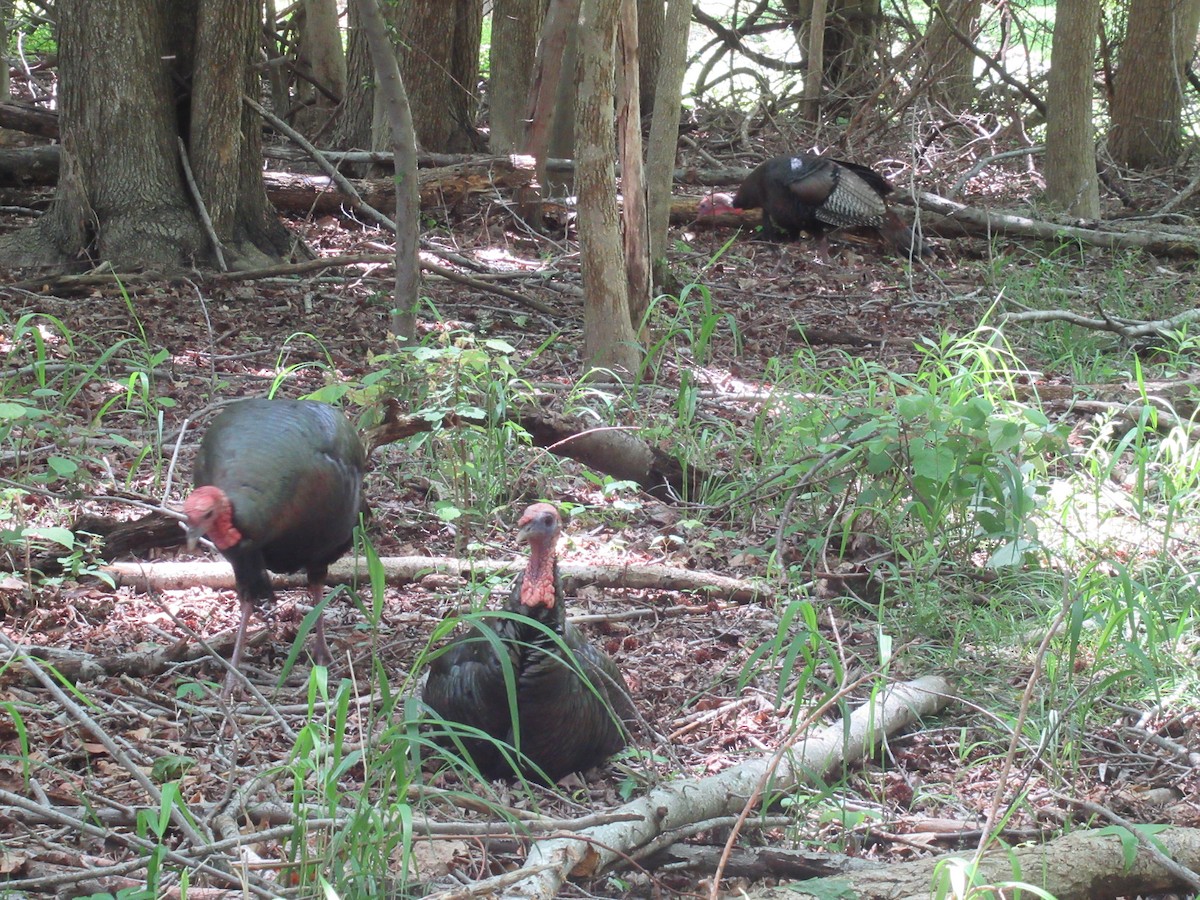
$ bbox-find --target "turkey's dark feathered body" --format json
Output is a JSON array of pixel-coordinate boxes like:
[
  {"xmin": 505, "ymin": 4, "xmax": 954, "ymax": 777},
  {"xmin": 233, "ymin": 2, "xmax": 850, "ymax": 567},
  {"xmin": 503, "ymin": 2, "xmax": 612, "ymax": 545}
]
[
  {"xmin": 734, "ymin": 154, "xmax": 924, "ymax": 256},
  {"xmin": 189, "ymin": 399, "xmax": 365, "ymax": 685},
  {"xmin": 195, "ymin": 399, "xmax": 365, "ymax": 590},
  {"xmin": 422, "ymin": 511, "xmax": 633, "ymax": 782}
]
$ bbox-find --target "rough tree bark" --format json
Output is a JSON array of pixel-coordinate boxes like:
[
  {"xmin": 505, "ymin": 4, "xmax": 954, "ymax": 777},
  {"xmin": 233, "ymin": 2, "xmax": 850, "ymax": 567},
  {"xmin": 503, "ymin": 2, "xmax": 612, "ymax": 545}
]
[
  {"xmin": 489, "ymin": 0, "xmax": 546, "ymax": 153},
  {"xmin": 576, "ymin": 0, "xmax": 640, "ymax": 376},
  {"xmin": 922, "ymin": 0, "xmax": 984, "ymax": 107},
  {"xmin": 0, "ymin": 0, "xmax": 294, "ymax": 270},
  {"xmin": 524, "ymin": 0, "xmax": 582, "ymax": 198},
  {"xmin": 1108, "ymin": 0, "xmax": 1200, "ymax": 168},
  {"xmin": 293, "ymin": 0, "xmax": 347, "ymax": 135},
  {"xmin": 394, "ymin": 0, "xmax": 483, "ymax": 152},
  {"xmin": 330, "ymin": 1, "xmax": 375, "ymax": 154},
  {"xmin": 0, "ymin": 1, "xmax": 10, "ymax": 102},
  {"xmin": 646, "ymin": 0, "xmax": 692, "ymax": 283},
  {"xmin": 637, "ymin": 0, "xmax": 665, "ymax": 118},
  {"xmin": 782, "ymin": 0, "xmax": 881, "ymax": 96},
  {"xmin": 350, "ymin": 0, "xmax": 422, "ymax": 341},
  {"xmin": 618, "ymin": 0, "xmax": 650, "ymax": 329},
  {"xmin": 1044, "ymin": 0, "xmax": 1100, "ymax": 217}
]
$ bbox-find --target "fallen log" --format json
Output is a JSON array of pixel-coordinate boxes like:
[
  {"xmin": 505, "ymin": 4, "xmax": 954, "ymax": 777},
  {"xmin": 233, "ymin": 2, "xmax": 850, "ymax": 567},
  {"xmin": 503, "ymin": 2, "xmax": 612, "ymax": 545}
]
[
  {"xmin": 749, "ymin": 825, "xmax": 1200, "ymax": 900},
  {"xmin": 100, "ymin": 557, "xmax": 769, "ymax": 604},
  {"xmin": 915, "ymin": 189, "xmax": 1200, "ymax": 256},
  {"xmin": 476, "ymin": 676, "xmax": 953, "ymax": 899}
]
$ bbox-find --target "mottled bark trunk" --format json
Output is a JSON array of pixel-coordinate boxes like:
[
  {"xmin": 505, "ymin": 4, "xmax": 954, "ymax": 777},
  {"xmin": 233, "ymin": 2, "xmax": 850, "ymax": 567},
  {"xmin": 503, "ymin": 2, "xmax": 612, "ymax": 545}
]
[
  {"xmin": 0, "ymin": 1, "xmax": 11, "ymax": 102},
  {"xmin": 489, "ymin": 0, "xmax": 546, "ymax": 153},
  {"xmin": 350, "ymin": 0, "xmax": 422, "ymax": 340},
  {"xmin": 0, "ymin": 0, "xmax": 293, "ymax": 270},
  {"xmin": 0, "ymin": 0, "xmax": 202, "ymax": 266},
  {"xmin": 646, "ymin": 0, "xmax": 690, "ymax": 276},
  {"xmin": 618, "ymin": 0, "xmax": 649, "ymax": 328},
  {"xmin": 395, "ymin": 0, "xmax": 483, "ymax": 152},
  {"xmin": 637, "ymin": 0, "xmax": 664, "ymax": 119},
  {"xmin": 1108, "ymin": 0, "xmax": 1200, "ymax": 167},
  {"xmin": 577, "ymin": 0, "xmax": 639, "ymax": 376},
  {"xmin": 923, "ymin": 0, "xmax": 983, "ymax": 107},
  {"xmin": 293, "ymin": 0, "xmax": 347, "ymax": 135},
  {"xmin": 330, "ymin": 2, "xmax": 375, "ymax": 152},
  {"xmin": 1045, "ymin": 0, "xmax": 1100, "ymax": 216},
  {"xmin": 784, "ymin": 0, "xmax": 880, "ymax": 94}
]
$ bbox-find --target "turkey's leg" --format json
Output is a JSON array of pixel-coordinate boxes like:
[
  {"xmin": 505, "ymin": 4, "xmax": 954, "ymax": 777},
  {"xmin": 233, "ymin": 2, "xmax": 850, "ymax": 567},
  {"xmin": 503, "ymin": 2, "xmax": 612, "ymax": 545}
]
[
  {"xmin": 307, "ymin": 582, "xmax": 333, "ymax": 666},
  {"xmin": 222, "ymin": 596, "xmax": 256, "ymax": 697}
]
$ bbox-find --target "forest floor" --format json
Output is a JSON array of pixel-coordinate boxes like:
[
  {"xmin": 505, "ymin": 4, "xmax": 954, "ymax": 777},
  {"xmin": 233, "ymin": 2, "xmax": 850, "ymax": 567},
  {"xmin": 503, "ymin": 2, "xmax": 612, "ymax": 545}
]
[{"xmin": 1, "ymin": 117, "xmax": 1199, "ymax": 899}]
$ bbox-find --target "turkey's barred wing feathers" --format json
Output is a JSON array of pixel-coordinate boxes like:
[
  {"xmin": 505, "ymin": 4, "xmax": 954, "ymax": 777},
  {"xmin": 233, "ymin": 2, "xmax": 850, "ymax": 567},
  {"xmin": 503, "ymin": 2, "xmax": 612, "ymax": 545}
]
[
  {"xmin": 816, "ymin": 168, "xmax": 889, "ymax": 229},
  {"xmin": 830, "ymin": 158, "xmax": 894, "ymax": 196}
]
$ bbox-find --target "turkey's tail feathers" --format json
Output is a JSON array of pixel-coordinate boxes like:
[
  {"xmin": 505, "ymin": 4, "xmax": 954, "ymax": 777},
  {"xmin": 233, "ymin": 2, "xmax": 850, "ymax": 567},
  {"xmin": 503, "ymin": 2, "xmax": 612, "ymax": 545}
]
[{"xmin": 880, "ymin": 210, "xmax": 930, "ymax": 260}]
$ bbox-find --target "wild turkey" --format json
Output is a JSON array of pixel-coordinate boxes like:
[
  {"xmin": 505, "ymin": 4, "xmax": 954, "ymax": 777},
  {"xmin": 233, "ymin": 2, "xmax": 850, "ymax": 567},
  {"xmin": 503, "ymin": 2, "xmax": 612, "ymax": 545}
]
[
  {"xmin": 699, "ymin": 153, "xmax": 927, "ymax": 259},
  {"xmin": 422, "ymin": 503, "xmax": 634, "ymax": 782},
  {"xmin": 182, "ymin": 398, "xmax": 365, "ymax": 695}
]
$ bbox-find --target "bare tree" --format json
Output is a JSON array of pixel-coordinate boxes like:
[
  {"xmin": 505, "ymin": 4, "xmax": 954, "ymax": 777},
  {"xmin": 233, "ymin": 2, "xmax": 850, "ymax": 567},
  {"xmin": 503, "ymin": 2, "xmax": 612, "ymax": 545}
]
[
  {"xmin": 637, "ymin": 0, "xmax": 665, "ymax": 118},
  {"xmin": 350, "ymin": 0, "xmax": 422, "ymax": 340},
  {"xmin": 293, "ymin": 0, "xmax": 347, "ymax": 135},
  {"xmin": 646, "ymin": 0, "xmax": 691, "ymax": 281},
  {"xmin": 1108, "ymin": 0, "xmax": 1200, "ymax": 168},
  {"xmin": 577, "ymin": 0, "xmax": 640, "ymax": 375},
  {"xmin": 395, "ymin": 0, "xmax": 483, "ymax": 152},
  {"xmin": 922, "ymin": 0, "xmax": 984, "ymax": 108},
  {"xmin": 0, "ymin": 0, "xmax": 293, "ymax": 270},
  {"xmin": 489, "ymin": 0, "xmax": 546, "ymax": 153},
  {"xmin": 1045, "ymin": 0, "xmax": 1100, "ymax": 216}
]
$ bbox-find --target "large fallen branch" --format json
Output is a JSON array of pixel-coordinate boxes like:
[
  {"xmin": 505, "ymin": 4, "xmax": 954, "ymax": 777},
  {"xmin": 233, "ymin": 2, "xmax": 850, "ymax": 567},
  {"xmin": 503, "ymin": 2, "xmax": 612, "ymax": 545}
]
[
  {"xmin": 749, "ymin": 825, "xmax": 1200, "ymax": 900},
  {"xmin": 435, "ymin": 676, "xmax": 952, "ymax": 899},
  {"xmin": 914, "ymin": 190, "xmax": 1200, "ymax": 256},
  {"xmin": 101, "ymin": 556, "xmax": 767, "ymax": 603}
]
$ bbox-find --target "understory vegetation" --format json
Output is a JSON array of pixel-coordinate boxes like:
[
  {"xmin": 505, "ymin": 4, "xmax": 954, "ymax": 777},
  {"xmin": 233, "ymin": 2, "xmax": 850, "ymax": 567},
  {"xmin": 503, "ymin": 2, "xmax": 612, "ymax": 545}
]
[
  {"xmin": 2, "ymin": 0, "xmax": 1200, "ymax": 895},
  {"xmin": 2, "ymin": 241, "xmax": 1198, "ymax": 896}
]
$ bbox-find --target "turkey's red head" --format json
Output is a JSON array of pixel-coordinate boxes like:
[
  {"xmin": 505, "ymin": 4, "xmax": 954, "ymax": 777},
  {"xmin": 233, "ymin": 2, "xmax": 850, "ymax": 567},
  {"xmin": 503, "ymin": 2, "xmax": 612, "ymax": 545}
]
[
  {"xmin": 697, "ymin": 192, "xmax": 739, "ymax": 215},
  {"xmin": 183, "ymin": 485, "xmax": 241, "ymax": 551},
  {"xmin": 516, "ymin": 503, "xmax": 561, "ymax": 609}
]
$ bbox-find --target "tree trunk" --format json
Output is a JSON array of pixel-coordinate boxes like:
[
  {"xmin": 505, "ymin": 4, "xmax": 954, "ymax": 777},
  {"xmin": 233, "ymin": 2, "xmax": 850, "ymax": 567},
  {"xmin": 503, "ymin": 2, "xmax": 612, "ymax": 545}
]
[
  {"xmin": 1108, "ymin": 0, "xmax": 1200, "ymax": 168},
  {"xmin": 636, "ymin": 0, "xmax": 665, "ymax": 119},
  {"xmin": 922, "ymin": 0, "xmax": 983, "ymax": 107},
  {"xmin": 0, "ymin": 1, "xmax": 11, "ymax": 103},
  {"xmin": 196, "ymin": 0, "xmax": 295, "ymax": 264},
  {"xmin": 352, "ymin": 0, "xmax": 422, "ymax": 340},
  {"xmin": 524, "ymin": 0, "xmax": 582, "ymax": 196},
  {"xmin": 646, "ymin": 0, "xmax": 690, "ymax": 284},
  {"xmin": 330, "ymin": 1, "xmax": 374, "ymax": 153},
  {"xmin": 783, "ymin": 0, "xmax": 880, "ymax": 96},
  {"xmin": 0, "ymin": 0, "xmax": 292, "ymax": 270},
  {"xmin": 489, "ymin": 0, "xmax": 546, "ymax": 153},
  {"xmin": 618, "ymin": 0, "xmax": 650, "ymax": 329},
  {"xmin": 394, "ymin": 0, "xmax": 482, "ymax": 152},
  {"xmin": 576, "ymin": 0, "xmax": 640, "ymax": 376},
  {"xmin": 293, "ymin": 0, "xmax": 347, "ymax": 135},
  {"xmin": 802, "ymin": 0, "xmax": 828, "ymax": 121},
  {"xmin": 1044, "ymin": 0, "xmax": 1100, "ymax": 216}
]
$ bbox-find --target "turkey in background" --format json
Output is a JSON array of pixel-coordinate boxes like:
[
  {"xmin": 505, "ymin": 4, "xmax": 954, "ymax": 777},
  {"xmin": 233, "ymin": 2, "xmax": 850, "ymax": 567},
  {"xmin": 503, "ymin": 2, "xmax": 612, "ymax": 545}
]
[{"xmin": 699, "ymin": 152, "xmax": 928, "ymax": 260}]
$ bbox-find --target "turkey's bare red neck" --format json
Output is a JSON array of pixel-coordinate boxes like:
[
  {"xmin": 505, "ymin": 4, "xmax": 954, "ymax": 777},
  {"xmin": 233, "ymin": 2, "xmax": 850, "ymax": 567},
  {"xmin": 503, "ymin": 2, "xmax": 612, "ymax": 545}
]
[
  {"xmin": 520, "ymin": 533, "xmax": 557, "ymax": 609},
  {"xmin": 514, "ymin": 502, "xmax": 562, "ymax": 610}
]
